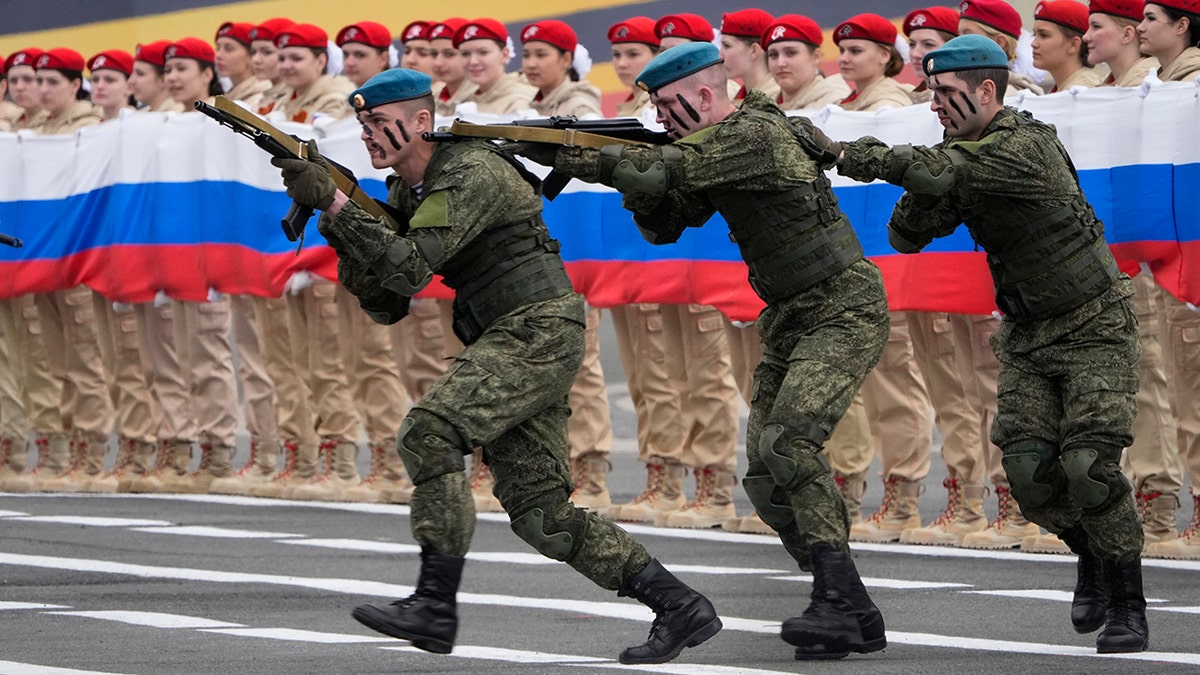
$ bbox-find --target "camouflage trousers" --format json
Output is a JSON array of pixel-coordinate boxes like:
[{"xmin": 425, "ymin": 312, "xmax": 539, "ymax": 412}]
[
  {"xmin": 992, "ymin": 290, "xmax": 1143, "ymax": 564},
  {"xmin": 404, "ymin": 293, "xmax": 651, "ymax": 590},
  {"xmin": 745, "ymin": 260, "xmax": 890, "ymax": 570}
]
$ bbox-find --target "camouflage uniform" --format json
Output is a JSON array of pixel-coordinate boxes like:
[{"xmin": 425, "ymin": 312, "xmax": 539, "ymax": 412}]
[
  {"xmin": 555, "ymin": 91, "xmax": 890, "ymax": 568},
  {"xmin": 324, "ymin": 140, "xmax": 650, "ymax": 589},
  {"xmin": 839, "ymin": 107, "xmax": 1143, "ymax": 565}
]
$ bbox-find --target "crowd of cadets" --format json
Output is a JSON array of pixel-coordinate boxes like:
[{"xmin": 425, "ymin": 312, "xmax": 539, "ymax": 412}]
[{"xmin": 1, "ymin": 0, "xmax": 1198, "ymax": 560}]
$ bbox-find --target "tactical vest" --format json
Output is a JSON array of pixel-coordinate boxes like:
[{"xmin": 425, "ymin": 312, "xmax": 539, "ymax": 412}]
[
  {"xmin": 955, "ymin": 145, "xmax": 1118, "ymax": 321},
  {"xmin": 428, "ymin": 143, "xmax": 575, "ymax": 345},
  {"xmin": 711, "ymin": 171, "xmax": 864, "ymax": 303}
]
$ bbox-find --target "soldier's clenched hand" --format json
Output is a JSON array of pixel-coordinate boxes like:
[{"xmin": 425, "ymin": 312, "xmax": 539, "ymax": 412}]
[
  {"xmin": 272, "ymin": 139, "xmax": 337, "ymax": 210},
  {"xmin": 499, "ymin": 140, "xmax": 560, "ymax": 167}
]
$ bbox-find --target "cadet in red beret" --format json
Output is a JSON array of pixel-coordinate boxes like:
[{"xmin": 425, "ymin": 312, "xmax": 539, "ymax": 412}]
[
  {"xmin": 1032, "ymin": 0, "xmax": 1102, "ymax": 91},
  {"xmin": 400, "ymin": 21, "xmax": 434, "ymax": 75},
  {"xmin": 906, "ymin": 7, "xmax": 961, "ymax": 77},
  {"xmin": 248, "ymin": 19, "xmax": 294, "ymax": 115},
  {"xmin": 215, "ymin": 22, "xmax": 270, "ymax": 109},
  {"xmin": 453, "ymin": 18, "xmax": 536, "ymax": 116},
  {"xmin": 834, "ymin": 14, "xmax": 911, "ymax": 110},
  {"xmin": 338, "ymin": 21, "xmax": 392, "ymax": 87},
  {"xmin": 33, "ymin": 48, "xmax": 102, "ymax": 135},
  {"xmin": 763, "ymin": 15, "xmax": 851, "ymax": 110},
  {"xmin": 1139, "ymin": 1, "xmax": 1200, "ymax": 81},
  {"xmin": 1082, "ymin": 1, "xmax": 1155, "ymax": 85},
  {"xmin": 4, "ymin": 48, "xmax": 45, "ymax": 128},
  {"xmin": 129, "ymin": 41, "xmax": 177, "ymax": 112},
  {"xmin": 87, "ymin": 50, "xmax": 135, "ymax": 120},
  {"xmin": 608, "ymin": 17, "xmax": 661, "ymax": 115},
  {"xmin": 959, "ymin": 0, "xmax": 1049, "ymax": 94},
  {"xmin": 275, "ymin": 24, "xmax": 352, "ymax": 123},
  {"xmin": 520, "ymin": 20, "xmax": 601, "ymax": 117},
  {"xmin": 430, "ymin": 18, "xmax": 473, "ymax": 116},
  {"xmin": 163, "ymin": 38, "xmax": 222, "ymax": 110},
  {"xmin": 0, "ymin": 54, "xmax": 16, "ymax": 130},
  {"xmin": 719, "ymin": 8, "xmax": 778, "ymax": 100},
  {"xmin": 655, "ymin": 14, "xmax": 715, "ymax": 49}
]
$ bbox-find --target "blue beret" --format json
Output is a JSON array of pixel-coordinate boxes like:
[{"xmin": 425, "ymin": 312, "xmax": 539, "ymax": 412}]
[
  {"xmin": 922, "ymin": 34, "xmax": 1009, "ymax": 77},
  {"xmin": 635, "ymin": 41, "xmax": 722, "ymax": 93},
  {"xmin": 350, "ymin": 68, "xmax": 433, "ymax": 112}
]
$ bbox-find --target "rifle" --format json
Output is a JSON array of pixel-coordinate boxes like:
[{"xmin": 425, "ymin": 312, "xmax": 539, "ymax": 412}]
[
  {"xmin": 196, "ymin": 96, "xmax": 403, "ymax": 254},
  {"xmin": 0, "ymin": 233, "xmax": 21, "ymax": 248},
  {"xmin": 424, "ymin": 116, "xmax": 671, "ymax": 199}
]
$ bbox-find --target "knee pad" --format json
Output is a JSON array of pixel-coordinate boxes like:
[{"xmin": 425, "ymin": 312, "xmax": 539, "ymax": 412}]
[
  {"xmin": 397, "ymin": 409, "xmax": 469, "ymax": 485},
  {"xmin": 1060, "ymin": 445, "xmax": 1131, "ymax": 512},
  {"xmin": 509, "ymin": 491, "xmax": 588, "ymax": 562},
  {"xmin": 1001, "ymin": 439, "xmax": 1059, "ymax": 509},
  {"xmin": 743, "ymin": 474, "xmax": 794, "ymax": 530},
  {"xmin": 759, "ymin": 421, "xmax": 830, "ymax": 487}
]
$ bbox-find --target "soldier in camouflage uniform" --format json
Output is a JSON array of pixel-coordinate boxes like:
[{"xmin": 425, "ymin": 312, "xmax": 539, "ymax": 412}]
[
  {"xmin": 513, "ymin": 41, "xmax": 890, "ymax": 661},
  {"xmin": 835, "ymin": 35, "xmax": 1148, "ymax": 654},
  {"xmin": 271, "ymin": 68, "xmax": 720, "ymax": 665}
]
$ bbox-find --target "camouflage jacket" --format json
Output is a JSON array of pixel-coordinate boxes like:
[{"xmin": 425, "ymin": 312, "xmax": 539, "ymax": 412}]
[
  {"xmin": 324, "ymin": 140, "xmax": 573, "ymax": 328},
  {"xmin": 839, "ymin": 106, "xmax": 1126, "ymax": 323}
]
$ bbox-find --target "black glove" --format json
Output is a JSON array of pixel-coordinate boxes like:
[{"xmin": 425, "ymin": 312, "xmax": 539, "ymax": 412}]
[
  {"xmin": 499, "ymin": 140, "xmax": 560, "ymax": 167},
  {"xmin": 791, "ymin": 116, "xmax": 843, "ymax": 170},
  {"xmin": 272, "ymin": 139, "xmax": 337, "ymax": 210}
]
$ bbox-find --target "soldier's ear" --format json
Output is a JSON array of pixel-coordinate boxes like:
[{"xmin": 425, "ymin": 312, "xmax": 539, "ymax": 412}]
[
  {"xmin": 978, "ymin": 78, "xmax": 997, "ymax": 105},
  {"xmin": 413, "ymin": 108, "xmax": 433, "ymax": 132},
  {"xmin": 698, "ymin": 85, "xmax": 713, "ymax": 111}
]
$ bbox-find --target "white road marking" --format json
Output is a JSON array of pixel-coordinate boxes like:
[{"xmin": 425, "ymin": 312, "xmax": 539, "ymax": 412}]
[
  {"xmin": 0, "ymin": 602, "xmax": 70, "ymax": 610},
  {"xmin": 8, "ymin": 495, "xmax": 1200, "ymax": 572},
  {"xmin": 0, "ymin": 661, "xmax": 125, "ymax": 675},
  {"xmin": 1156, "ymin": 606, "xmax": 1200, "ymax": 614},
  {"xmin": 384, "ymin": 645, "xmax": 799, "ymax": 674},
  {"xmin": 965, "ymin": 589, "xmax": 1168, "ymax": 604},
  {"xmin": 128, "ymin": 525, "xmax": 303, "ymax": 539},
  {"xmin": 0, "ymin": 509, "xmax": 30, "ymax": 517},
  {"xmin": 769, "ymin": 575, "xmax": 973, "ymax": 590},
  {"xmin": 45, "ymin": 610, "xmax": 244, "ymax": 629},
  {"xmin": 4, "ymin": 552, "xmax": 1199, "ymax": 666},
  {"xmin": 8, "ymin": 516, "xmax": 173, "ymax": 527},
  {"xmin": 201, "ymin": 627, "xmax": 396, "ymax": 643}
]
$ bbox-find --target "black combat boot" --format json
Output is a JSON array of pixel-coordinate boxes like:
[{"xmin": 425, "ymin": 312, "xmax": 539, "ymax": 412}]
[
  {"xmin": 782, "ymin": 544, "xmax": 866, "ymax": 660},
  {"xmin": 617, "ymin": 559, "xmax": 722, "ymax": 664},
  {"xmin": 1059, "ymin": 527, "xmax": 1108, "ymax": 634},
  {"xmin": 794, "ymin": 549, "xmax": 887, "ymax": 659},
  {"xmin": 1096, "ymin": 557, "xmax": 1149, "ymax": 653},
  {"xmin": 351, "ymin": 549, "xmax": 464, "ymax": 654}
]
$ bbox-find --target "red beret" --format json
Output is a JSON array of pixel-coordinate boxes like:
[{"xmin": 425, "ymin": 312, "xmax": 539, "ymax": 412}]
[
  {"xmin": 904, "ymin": 7, "xmax": 962, "ymax": 36},
  {"xmin": 655, "ymin": 14, "xmax": 715, "ymax": 42},
  {"xmin": 608, "ymin": 16, "xmax": 660, "ymax": 46},
  {"xmin": 216, "ymin": 21, "xmax": 255, "ymax": 46},
  {"xmin": 133, "ymin": 41, "xmax": 170, "ymax": 66},
  {"xmin": 520, "ymin": 20, "xmax": 578, "ymax": 52},
  {"xmin": 428, "ymin": 18, "xmax": 467, "ymax": 42},
  {"xmin": 165, "ymin": 38, "xmax": 216, "ymax": 63},
  {"xmin": 4, "ymin": 48, "xmax": 44, "ymax": 72},
  {"xmin": 36, "ymin": 48, "xmax": 86, "ymax": 72},
  {"xmin": 834, "ymin": 14, "xmax": 899, "ymax": 45},
  {"xmin": 337, "ymin": 21, "xmax": 392, "ymax": 49},
  {"xmin": 401, "ymin": 21, "xmax": 432, "ymax": 43},
  {"xmin": 454, "ymin": 18, "xmax": 507, "ymax": 47},
  {"xmin": 721, "ymin": 8, "xmax": 775, "ymax": 38},
  {"xmin": 249, "ymin": 18, "xmax": 295, "ymax": 43},
  {"xmin": 87, "ymin": 50, "xmax": 134, "ymax": 76},
  {"xmin": 1088, "ymin": 0, "xmax": 1145, "ymax": 19},
  {"xmin": 1035, "ymin": 0, "xmax": 1090, "ymax": 32},
  {"xmin": 959, "ymin": 0, "xmax": 1024, "ymax": 38},
  {"xmin": 761, "ymin": 15, "xmax": 823, "ymax": 48},
  {"xmin": 1151, "ymin": 0, "xmax": 1200, "ymax": 12},
  {"xmin": 275, "ymin": 24, "xmax": 328, "ymax": 50}
]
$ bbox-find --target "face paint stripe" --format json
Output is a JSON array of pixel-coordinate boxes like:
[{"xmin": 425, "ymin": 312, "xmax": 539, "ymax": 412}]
[
  {"xmin": 396, "ymin": 120, "xmax": 410, "ymax": 143},
  {"xmin": 668, "ymin": 108, "xmax": 690, "ymax": 131},
  {"xmin": 676, "ymin": 93, "xmax": 701, "ymax": 123},
  {"xmin": 382, "ymin": 127, "xmax": 402, "ymax": 151},
  {"xmin": 947, "ymin": 95, "xmax": 965, "ymax": 121},
  {"xmin": 961, "ymin": 92, "xmax": 977, "ymax": 115}
]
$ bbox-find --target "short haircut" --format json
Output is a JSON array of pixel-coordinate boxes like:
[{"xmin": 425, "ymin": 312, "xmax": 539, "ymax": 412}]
[
  {"xmin": 399, "ymin": 93, "xmax": 435, "ymax": 118},
  {"xmin": 956, "ymin": 66, "xmax": 1009, "ymax": 99}
]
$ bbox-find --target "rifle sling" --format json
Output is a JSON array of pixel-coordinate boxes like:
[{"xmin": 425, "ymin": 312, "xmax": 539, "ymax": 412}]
[{"xmin": 446, "ymin": 120, "xmax": 637, "ymax": 149}]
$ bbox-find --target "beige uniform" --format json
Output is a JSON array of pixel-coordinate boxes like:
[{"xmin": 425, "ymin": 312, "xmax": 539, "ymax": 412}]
[
  {"xmin": 531, "ymin": 80, "xmax": 603, "ymax": 118},
  {"xmin": 838, "ymin": 77, "xmax": 912, "ymax": 112},
  {"xmin": 464, "ymin": 72, "xmax": 537, "ymax": 115},
  {"xmin": 1007, "ymin": 71, "xmax": 1045, "ymax": 96},
  {"xmin": 224, "ymin": 77, "xmax": 270, "ymax": 112},
  {"xmin": 31, "ymin": 102, "xmax": 114, "ymax": 452},
  {"xmin": 278, "ymin": 75, "xmax": 352, "ymax": 123},
  {"xmin": 434, "ymin": 80, "xmax": 479, "ymax": 117},
  {"xmin": 0, "ymin": 99, "xmax": 21, "ymax": 131},
  {"xmin": 737, "ymin": 75, "xmax": 781, "ymax": 102},
  {"xmin": 777, "ymin": 74, "xmax": 851, "ymax": 111},
  {"xmin": 1048, "ymin": 67, "xmax": 1104, "ymax": 92},
  {"xmin": 1108, "ymin": 57, "xmax": 1158, "ymax": 87},
  {"xmin": 1158, "ymin": 47, "xmax": 1200, "ymax": 83}
]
